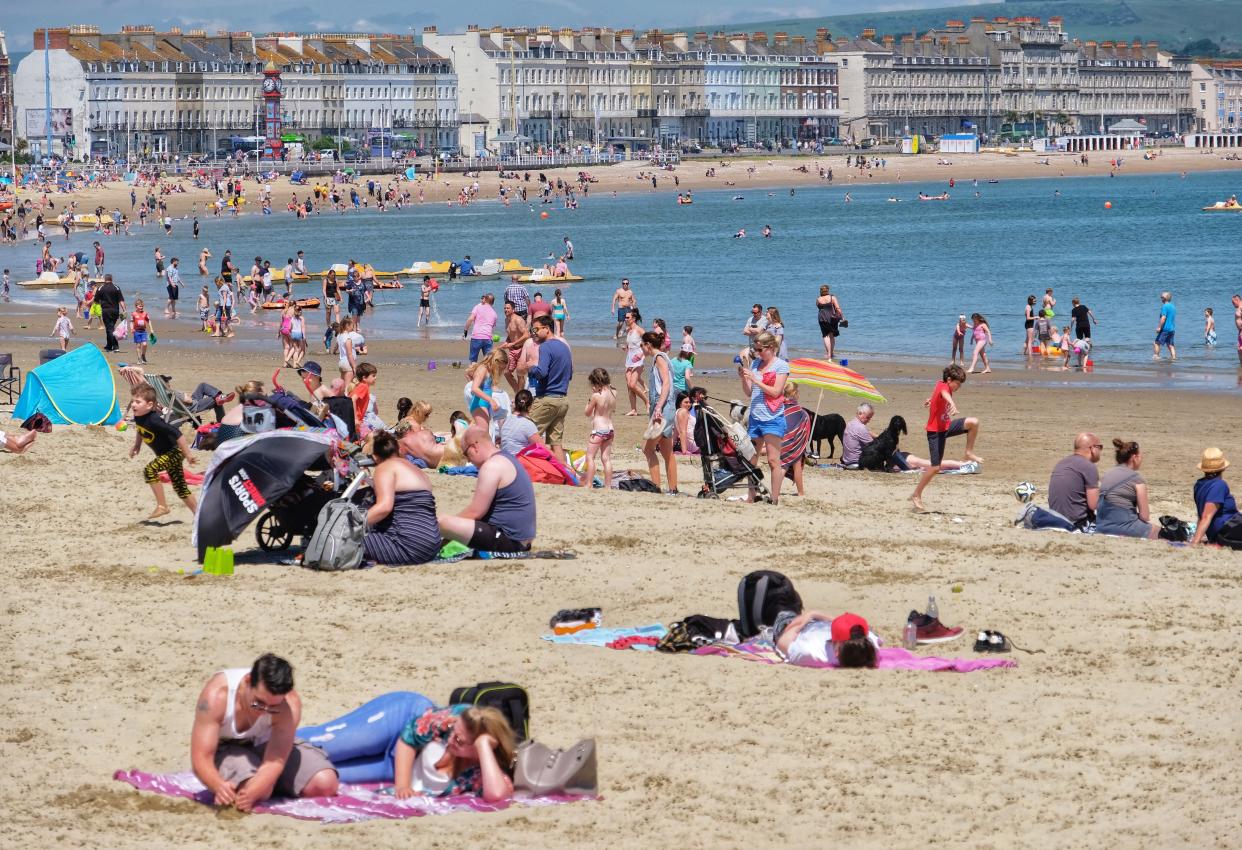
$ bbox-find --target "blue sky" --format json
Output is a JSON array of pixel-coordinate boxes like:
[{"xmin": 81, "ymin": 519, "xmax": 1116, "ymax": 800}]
[{"xmin": 4, "ymin": 1, "xmax": 983, "ymax": 51}]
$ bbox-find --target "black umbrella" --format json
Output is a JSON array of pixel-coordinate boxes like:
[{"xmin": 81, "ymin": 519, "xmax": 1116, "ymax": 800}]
[{"xmin": 193, "ymin": 430, "xmax": 338, "ymax": 560}]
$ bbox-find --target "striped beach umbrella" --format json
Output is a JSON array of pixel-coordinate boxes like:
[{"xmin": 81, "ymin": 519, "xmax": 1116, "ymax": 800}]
[{"xmin": 787, "ymin": 358, "xmax": 886, "ymax": 404}]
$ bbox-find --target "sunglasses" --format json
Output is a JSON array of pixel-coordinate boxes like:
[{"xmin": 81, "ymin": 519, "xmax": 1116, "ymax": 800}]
[{"xmin": 250, "ymin": 697, "xmax": 284, "ymax": 714}]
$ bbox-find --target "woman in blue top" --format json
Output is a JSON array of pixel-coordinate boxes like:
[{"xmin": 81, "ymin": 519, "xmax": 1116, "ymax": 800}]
[
  {"xmin": 737, "ymin": 331, "xmax": 789, "ymax": 504},
  {"xmin": 1191, "ymin": 448, "xmax": 1242, "ymax": 548}
]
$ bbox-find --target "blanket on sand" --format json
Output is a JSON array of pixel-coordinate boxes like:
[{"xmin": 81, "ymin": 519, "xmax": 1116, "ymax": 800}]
[
  {"xmin": 693, "ymin": 639, "xmax": 1017, "ymax": 671},
  {"xmin": 113, "ymin": 770, "xmax": 593, "ymax": 823},
  {"xmin": 541, "ymin": 623, "xmax": 668, "ymax": 650}
]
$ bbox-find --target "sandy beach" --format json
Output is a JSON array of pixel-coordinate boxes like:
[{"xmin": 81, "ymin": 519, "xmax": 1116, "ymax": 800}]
[
  {"xmin": 7, "ymin": 146, "xmax": 1242, "ymax": 223},
  {"xmin": 3, "ymin": 303, "xmax": 1242, "ymax": 847}
]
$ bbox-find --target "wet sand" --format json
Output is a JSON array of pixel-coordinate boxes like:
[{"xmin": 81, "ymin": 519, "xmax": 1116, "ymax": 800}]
[{"xmin": 3, "ymin": 313, "xmax": 1242, "ymax": 847}]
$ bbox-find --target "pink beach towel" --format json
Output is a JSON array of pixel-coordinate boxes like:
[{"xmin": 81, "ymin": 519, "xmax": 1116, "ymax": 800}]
[
  {"xmin": 693, "ymin": 640, "xmax": 1017, "ymax": 672},
  {"xmin": 113, "ymin": 770, "xmax": 595, "ymax": 824}
]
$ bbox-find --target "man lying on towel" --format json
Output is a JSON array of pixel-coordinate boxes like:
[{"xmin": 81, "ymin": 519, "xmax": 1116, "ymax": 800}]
[{"xmin": 191, "ymin": 653, "xmax": 339, "ymax": 809}]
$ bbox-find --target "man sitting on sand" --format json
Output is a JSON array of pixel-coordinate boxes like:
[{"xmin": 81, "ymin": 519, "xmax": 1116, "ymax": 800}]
[
  {"xmin": 190, "ymin": 654, "xmax": 338, "ymax": 811},
  {"xmin": 1015, "ymin": 432, "xmax": 1101, "ymax": 532},
  {"xmin": 841, "ymin": 402, "xmax": 969, "ymax": 472},
  {"xmin": 438, "ymin": 425, "xmax": 536, "ymax": 553}
]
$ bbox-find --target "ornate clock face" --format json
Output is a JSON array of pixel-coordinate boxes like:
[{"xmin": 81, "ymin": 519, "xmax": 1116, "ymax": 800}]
[
  {"xmin": 263, "ymin": 78, "xmax": 276, "ymax": 93},
  {"xmin": 274, "ymin": 78, "xmax": 283, "ymax": 93}
]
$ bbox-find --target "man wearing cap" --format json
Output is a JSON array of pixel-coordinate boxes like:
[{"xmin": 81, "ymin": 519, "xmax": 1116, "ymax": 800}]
[
  {"xmin": 1191, "ymin": 448, "xmax": 1242, "ymax": 548},
  {"xmin": 296, "ymin": 361, "xmax": 330, "ymax": 402},
  {"xmin": 191, "ymin": 653, "xmax": 338, "ymax": 811}
]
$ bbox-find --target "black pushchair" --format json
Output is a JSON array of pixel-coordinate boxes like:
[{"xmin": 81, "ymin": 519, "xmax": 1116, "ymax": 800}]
[{"xmin": 692, "ymin": 398, "xmax": 770, "ymax": 502}]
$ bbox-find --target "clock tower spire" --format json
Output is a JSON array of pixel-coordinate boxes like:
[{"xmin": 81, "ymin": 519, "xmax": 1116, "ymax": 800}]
[{"xmin": 261, "ymin": 60, "xmax": 284, "ymax": 161}]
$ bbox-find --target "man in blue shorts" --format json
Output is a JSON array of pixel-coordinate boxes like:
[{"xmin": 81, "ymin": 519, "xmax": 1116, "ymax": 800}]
[
  {"xmin": 611, "ymin": 278, "xmax": 636, "ymax": 340},
  {"xmin": 1153, "ymin": 291, "xmax": 1176, "ymax": 361}
]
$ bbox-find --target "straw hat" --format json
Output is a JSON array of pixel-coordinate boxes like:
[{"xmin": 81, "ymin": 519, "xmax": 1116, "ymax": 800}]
[{"xmin": 1197, "ymin": 448, "xmax": 1230, "ymax": 474}]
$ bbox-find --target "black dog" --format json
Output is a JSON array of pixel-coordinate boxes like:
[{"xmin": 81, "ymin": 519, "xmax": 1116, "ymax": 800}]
[
  {"xmin": 858, "ymin": 415, "xmax": 908, "ymax": 471},
  {"xmin": 807, "ymin": 412, "xmax": 846, "ymax": 459}
]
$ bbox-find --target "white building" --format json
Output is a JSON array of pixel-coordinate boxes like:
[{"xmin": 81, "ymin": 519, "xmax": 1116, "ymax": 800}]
[
  {"xmin": 1191, "ymin": 61, "xmax": 1242, "ymax": 132},
  {"xmin": 14, "ymin": 25, "xmax": 457, "ymax": 160}
]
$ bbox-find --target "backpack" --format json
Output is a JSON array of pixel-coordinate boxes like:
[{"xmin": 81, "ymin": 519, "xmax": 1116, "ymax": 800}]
[
  {"xmin": 302, "ymin": 498, "xmax": 367, "ymax": 571},
  {"xmin": 449, "ymin": 682, "xmax": 530, "ymax": 742},
  {"xmin": 737, "ymin": 570, "xmax": 802, "ymax": 639}
]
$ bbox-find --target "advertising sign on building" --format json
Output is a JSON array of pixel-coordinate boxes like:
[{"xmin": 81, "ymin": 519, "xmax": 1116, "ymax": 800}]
[{"xmin": 26, "ymin": 108, "xmax": 73, "ymax": 137}]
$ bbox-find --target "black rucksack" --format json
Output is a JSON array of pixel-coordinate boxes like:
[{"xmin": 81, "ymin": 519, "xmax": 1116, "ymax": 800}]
[
  {"xmin": 737, "ymin": 570, "xmax": 802, "ymax": 639},
  {"xmin": 449, "ymin": 682, "xmax": 530, "ymax": 742}
]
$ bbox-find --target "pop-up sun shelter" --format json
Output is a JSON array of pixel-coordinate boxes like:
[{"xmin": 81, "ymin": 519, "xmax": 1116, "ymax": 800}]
[{"xmin": 13, "ymin": 343, "xmax": 122, "ymax": 425}]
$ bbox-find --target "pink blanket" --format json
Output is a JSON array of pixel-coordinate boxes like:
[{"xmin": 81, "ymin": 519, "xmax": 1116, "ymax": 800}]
[
  {"xmin": 113, "ymin": 770, "xmax": 595, "ymax": 824},
  {"xmin": 693, "ymin": 640, "xmax": 1017, "ymax": 672}
]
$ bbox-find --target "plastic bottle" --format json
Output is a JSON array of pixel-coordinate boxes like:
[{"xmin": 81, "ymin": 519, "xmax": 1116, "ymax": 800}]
[
  {"xmin": 927, "ymin": 595, "xmax": 939, "ymax": 620},
  {"xmin": 902, "ymin": 619, "xmax": 919, "ymax": 650}
]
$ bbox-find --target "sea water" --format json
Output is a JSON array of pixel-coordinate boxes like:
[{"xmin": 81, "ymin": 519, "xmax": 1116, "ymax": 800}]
[{"xmin": 4, "ymin": 168, "xmax": 1240, "ymax": 373}]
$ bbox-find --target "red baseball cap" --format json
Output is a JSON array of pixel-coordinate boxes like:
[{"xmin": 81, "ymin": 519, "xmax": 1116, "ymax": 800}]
[{"xmin": 831, "ymin": 613, "xmax": 869, "ymax": 643}]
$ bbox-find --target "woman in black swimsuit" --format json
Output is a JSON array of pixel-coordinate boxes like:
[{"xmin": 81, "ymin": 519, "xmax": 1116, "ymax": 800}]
[
  {"xmin": 816, "ymin": 285, "xmax": 844, "ymax": 360},
  {"xmin": 1023, "ymin": 294, "xmax": 1037, "ymax": 359},
  {"xmin": 323, "ymin": 269, "xmax": 340, "ymax": 325}
]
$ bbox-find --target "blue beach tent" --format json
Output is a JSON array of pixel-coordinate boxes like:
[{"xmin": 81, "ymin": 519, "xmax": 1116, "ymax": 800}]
[{"xmin": 13, "ymin": 343, "xmax": 122, "ymax": 425}]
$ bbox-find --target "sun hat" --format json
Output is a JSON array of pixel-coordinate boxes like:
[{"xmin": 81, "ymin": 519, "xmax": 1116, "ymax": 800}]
[
  {"xmin": 297, "ymin": 360, "xmax": 322, "ymax": 377},
  {"xmin": 1198, "ymin": 447, "xmax": 1229, "ymax": 474},
  {"xmin": 830, "ymin": 612, "xmax": 869, "ymax": 643}
]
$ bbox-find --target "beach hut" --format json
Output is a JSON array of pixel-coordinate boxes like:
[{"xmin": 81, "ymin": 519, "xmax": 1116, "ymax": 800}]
[
  {"xmin": 13, "ymin": 343, "xmax": 122, "ymax": 425},
  {"xmin": 939, "ymin": 134, "xmax": 979, "ymax": 154}
]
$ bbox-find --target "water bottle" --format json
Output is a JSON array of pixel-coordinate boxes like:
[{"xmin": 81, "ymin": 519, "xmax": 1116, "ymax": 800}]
[
  {"xmin": 927, "ymin": 595, "xmax": 939, "ymax": 620},
  {"xmin": 902, "ymin": 618, "xmax": 919, "ymax": 650}
]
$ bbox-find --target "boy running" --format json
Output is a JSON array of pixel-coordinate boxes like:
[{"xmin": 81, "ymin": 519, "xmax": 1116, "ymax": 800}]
[{"xmin": 129, "ymin": 385, "xmax": 197, "ymax": 519}]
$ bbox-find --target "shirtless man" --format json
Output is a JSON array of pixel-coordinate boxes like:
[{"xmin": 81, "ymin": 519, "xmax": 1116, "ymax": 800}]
[
  {"xmin": 500, "ymin": 301, "xmax": 531, "ymax": 392},
  {"xmin": 610, "ymin": 278, "xmax": 637, "ymax": 340},
  {"xmin": 1233, "ymin": 294, "xmax": 1242, "ymax": 366},
  {"xmin": 418, "ymin": 276, "xmax": 433, "ymax": 326},
  {"xmin": 190, "ymin": 654, "xmax": 338, "ymax": 811}
]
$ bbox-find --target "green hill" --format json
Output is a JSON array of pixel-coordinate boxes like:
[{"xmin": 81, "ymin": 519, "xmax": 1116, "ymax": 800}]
[{"xmin": 718, "ymin": 1, "xmax": 1242, "ymax": 54}]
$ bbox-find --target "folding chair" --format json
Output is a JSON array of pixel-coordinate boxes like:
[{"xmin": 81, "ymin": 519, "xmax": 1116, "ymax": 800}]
[
  {"xmin": 146, "ymin": 374, "xmax": 203, "ymax": 428},
  {"xmin": 0, "ymin": 354, "xmax": 20, "ymax": 405}
]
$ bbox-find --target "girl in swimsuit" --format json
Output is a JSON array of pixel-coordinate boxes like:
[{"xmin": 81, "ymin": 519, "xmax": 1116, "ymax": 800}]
[
  {"xmin": 951, "ymin": 315, "xmax": 968, "ymax": 365},
  {"xmin": 466, "ymin": 349, "xmax": 506, "ymax": 429},
  {"xmin": 622, "ymin": 311, "xmax": 648, "ymax": 415},
  {"xmin": 967, "ymin": 313, "xmax": 993, "ymax": 374},
  {"xmin": 582, "ymin": 368, "xmax": 617, "ymax": 489},
  {"xmin": 551, "ymin": 289, "xmax": 568, "ymax": 336},
  {"xmin": 1023, "ymin": 295, "xmax": 1037, "ymax": 358}
]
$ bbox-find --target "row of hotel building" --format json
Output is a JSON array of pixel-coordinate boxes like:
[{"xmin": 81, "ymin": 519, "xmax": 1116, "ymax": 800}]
[{"xmin": 0, "ymin": 18, "xmax": 1241, "ymax": 159}]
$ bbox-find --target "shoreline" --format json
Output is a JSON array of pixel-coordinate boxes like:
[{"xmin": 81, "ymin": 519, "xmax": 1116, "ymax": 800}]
[{"xmin": 4, "ymin": 148, "xmax": 1240, "ymax": 226}]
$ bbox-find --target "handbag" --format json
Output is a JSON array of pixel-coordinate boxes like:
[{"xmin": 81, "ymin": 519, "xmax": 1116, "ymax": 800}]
[{"xmin": 513, "ymin": 739, "xmax": 597, "ymax": 795}]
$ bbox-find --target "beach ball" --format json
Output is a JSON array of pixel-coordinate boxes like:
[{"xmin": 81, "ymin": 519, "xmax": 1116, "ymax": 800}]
[
  {"xmin": 540, "ymin": 211, "xmax": 549, "ymax": 219},
  {"xmin": 1014, "ymin": 481, "xmax": 1037, "ymax": 503},
  {"xmin": 1104, "ymin": 201, "xmax": 1112, "ymax": 209},
  {"xmin": 492, "ymin": 333, "xmax": 501, "ymax": 343}
]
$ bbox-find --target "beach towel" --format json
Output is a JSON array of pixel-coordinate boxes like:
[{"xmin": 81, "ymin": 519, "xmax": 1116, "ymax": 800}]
[
  {"xmin": 781, "ymin": 403, "xmax": 812, "ymax": 469},
  {"xmin": 112, "ymin": 770, "xmax": 593, "ymax": 824},
  {"xmin": 692, "ymin": 640, "xmax": 1016, "ymax": 672},
  {"xmin": 542, "ymin": 623, "xmax": 668, "ymax": 651}
]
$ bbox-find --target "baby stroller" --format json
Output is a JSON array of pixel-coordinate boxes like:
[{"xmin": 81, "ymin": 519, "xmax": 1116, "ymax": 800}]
[{"xmin": 692, "ymin": 397, "xmax": 770, "ymax": 502}]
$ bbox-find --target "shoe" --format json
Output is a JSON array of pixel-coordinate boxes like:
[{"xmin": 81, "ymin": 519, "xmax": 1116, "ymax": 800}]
[
  {"xmin": 908, "ymin": 611, "xmax": 964, "ymax": 644},
  {"xmin": 958, "ymin": 460, "xmax": 980, "ymax": 474},
  {"xmin": 215, "ymin": 392, "xmax": 236, "ymax": 405},
  {"xmin": 974, "ymin": 630, "xmax": 1012, "ymax": 653}
]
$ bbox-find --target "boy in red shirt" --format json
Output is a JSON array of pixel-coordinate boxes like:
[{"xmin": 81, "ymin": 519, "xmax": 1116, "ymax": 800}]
[{"xmin": 911, "ymin": 364, "xmax": 982, "ymax": 512}]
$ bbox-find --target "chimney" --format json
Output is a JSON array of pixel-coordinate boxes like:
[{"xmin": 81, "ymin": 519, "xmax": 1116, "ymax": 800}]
[
  {"xmin": 580, "ymin": 29, "xmax": 596, "ymax": 51},
  {"xmin": 729, "ymin": 32, "xmax": 749, "ymax": 53},
  {"xmin": 753, "ymin": 32, "xmax": 768, "ymax": 46},
  {"xmin": 791, "ymin": 36, "xmax": 805, "ymax": 50},
  {"xmin": 466, "ymin": 24, "xmax": 479, "ymax": 32},
  {"xmin": 34, "ymin": 27, "xmax": 71, "ymax": 50},
  {"xmin": 671, "ymin": 32, "xmax": 689, "ymax": 51},
  {"xmin": 816, "ymin": 28, "xmax": 829, "ymax": 42},
  {"xmin": 1146, "ymin": 40, "xmax": 1159, "ymax": 49},
  {"xmin": 422, "ymin": 26, "xmax": 437, "ymax": 35},
  {"xmin": 946, "ymin": 20, "xmax": 964, "ymax": 31},
  {"xmin": 774, "ymin": 32, "xmax": 789, "ymax": 46},
  {"xmin": 861, "ymin": 28, "xmax": 876, "ymax": 40},
  {"xmin": 883, "ymin": 34, "xmax": 895, "ymax": 48}
]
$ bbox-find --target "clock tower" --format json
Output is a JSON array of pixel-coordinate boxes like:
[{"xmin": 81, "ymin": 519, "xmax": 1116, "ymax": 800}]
[{"xmin": 261, "ymin": 60, "xmax": 284, "ymax": 161}]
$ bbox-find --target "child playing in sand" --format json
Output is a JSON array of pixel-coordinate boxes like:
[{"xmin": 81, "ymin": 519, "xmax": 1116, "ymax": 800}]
[
  {"xmin": 1205, "ymin": 307, "xmax": 1217, "ymax": 347},
  {"xmin": 128, "ymin": 384, "xmax": 197, "ymax": 520},
  {"xmin": 582, "ymin": 367, "xmax": 617, "ymax": 488},
  {"xmin": 51, "ymin": 306, "xmax": 74, "ymax": 351}
]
